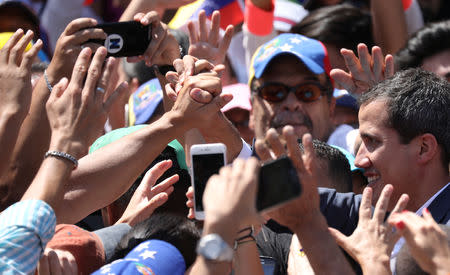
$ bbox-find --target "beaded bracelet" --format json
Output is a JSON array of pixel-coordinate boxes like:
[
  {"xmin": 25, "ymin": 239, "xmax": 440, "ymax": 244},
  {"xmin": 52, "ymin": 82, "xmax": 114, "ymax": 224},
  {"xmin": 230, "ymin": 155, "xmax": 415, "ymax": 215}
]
[
  {"xmin": 45, "ymin": 151, "xmax": 78, "ymax": 169},
  {"xmin": 44, "ymin": 69, "xmax": 53, "ymax": 92}
]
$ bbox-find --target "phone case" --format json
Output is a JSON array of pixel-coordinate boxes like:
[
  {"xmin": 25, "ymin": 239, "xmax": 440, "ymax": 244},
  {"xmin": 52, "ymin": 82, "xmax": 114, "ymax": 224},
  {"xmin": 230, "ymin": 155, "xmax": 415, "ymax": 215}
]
[{"xmin": 87, "ymin": 21, "xmax": 151, "ymax": 57}]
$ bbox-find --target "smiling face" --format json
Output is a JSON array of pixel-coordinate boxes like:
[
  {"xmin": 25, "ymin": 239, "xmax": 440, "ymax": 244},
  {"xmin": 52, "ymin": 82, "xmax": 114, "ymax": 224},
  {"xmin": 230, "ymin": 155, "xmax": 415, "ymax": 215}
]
[
  {"xmin": 250, "ymin": 55, "xmax": 335, "ymax": 141},
  {"xmin": 355, "ymin": 100, "xmax": 417, "ymax": 209}
]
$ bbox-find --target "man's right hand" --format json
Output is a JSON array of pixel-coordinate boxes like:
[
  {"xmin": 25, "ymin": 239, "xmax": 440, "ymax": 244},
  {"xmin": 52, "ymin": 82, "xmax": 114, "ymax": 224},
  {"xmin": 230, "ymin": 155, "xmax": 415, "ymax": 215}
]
[
  {"xmin": 255, "ymin": 127, "xmax": 321, "ymax": 231},
  {"xmin": 46, "ymin": 18, "xmax": 106, "ymax": 85},
  {"xmin": 330, "ymin": 43, "xmax": 394, "ymax": 96}
]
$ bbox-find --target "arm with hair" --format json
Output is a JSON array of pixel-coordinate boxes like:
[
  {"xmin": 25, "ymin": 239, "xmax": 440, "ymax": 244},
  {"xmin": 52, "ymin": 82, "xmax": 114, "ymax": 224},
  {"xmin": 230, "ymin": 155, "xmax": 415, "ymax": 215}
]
[
  {"xmin": 371, "ymin": 0, "xmax": 408, "ymax": 54},
  {"xmin": 60, "ymin": 69, "xmax": 232, "ymax": 224},
  {"xmin": 0, "ymin": 18, "xmax": 108, "ymax": 210}
]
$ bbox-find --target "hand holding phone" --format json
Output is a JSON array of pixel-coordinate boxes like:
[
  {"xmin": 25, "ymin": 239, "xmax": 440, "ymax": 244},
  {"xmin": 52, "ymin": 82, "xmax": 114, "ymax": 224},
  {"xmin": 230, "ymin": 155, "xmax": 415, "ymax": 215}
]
[
  {"xmin": 257, "ymin": 156, "xmax": 302, "ymax": 212},
  {"xmin": 86, "ymin": 21, "xmax": 151, "ymax": 57},
  {"xmin": 190, "ymin": 143, "xmax": 227, "ymax": 220}
]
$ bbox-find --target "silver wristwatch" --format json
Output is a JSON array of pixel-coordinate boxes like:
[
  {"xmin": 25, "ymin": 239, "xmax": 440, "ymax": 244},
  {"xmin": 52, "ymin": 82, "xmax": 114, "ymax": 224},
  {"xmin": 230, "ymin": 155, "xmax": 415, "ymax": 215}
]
[{"xmin": 196, "ymin": 233, "xmax": 234, "ymax": 262}]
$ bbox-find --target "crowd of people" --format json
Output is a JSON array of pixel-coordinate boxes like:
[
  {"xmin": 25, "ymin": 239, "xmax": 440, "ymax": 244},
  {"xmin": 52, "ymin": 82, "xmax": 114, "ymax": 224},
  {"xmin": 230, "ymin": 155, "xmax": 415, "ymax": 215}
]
[{"xmin": 0, "ymin": 0, "xmax": 449, "ymax": 274}]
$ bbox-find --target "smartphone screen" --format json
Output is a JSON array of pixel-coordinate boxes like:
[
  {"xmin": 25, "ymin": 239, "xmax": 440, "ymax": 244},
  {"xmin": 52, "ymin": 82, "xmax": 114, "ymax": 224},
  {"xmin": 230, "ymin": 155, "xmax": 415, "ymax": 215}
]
[
  {"xmin": 257, "ymin": 156, "xmax": 302, "ymax": 212},
  {"xmin": 192, "ymin": 153, "xmax": 225, "ymax": 212}
]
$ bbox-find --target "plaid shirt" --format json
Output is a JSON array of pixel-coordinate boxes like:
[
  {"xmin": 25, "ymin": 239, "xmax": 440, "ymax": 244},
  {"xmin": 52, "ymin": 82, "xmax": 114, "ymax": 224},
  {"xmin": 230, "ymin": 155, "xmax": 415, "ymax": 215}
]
[{"xmin": 0, "ymin": 200, "xmax": 56, "ymax": 274}]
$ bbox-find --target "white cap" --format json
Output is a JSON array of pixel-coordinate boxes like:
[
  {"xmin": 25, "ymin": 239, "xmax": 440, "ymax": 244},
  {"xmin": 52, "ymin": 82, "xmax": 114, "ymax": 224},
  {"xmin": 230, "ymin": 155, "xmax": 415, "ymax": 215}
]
[{"xmin": 274, "ymin": 0, "xmax": 309, "ymax": 32}]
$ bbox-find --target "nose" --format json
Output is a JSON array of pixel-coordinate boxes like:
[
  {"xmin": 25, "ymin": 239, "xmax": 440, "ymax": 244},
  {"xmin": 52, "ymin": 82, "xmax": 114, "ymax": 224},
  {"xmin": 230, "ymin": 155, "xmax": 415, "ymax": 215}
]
[
  {"xmin": 354, "ymin": 142, "xmax": 371, "ymax": 169},
  {"xmin": 280, "ymin": 91, "xmax": 303, "ymax": 112}
]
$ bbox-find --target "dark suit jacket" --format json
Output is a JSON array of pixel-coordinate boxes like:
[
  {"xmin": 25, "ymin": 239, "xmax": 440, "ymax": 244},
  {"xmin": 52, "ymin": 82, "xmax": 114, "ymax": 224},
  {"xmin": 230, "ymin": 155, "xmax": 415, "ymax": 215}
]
[{"xmin": 427, "ymin": 183, "xmax": 450, "ymax": 225}]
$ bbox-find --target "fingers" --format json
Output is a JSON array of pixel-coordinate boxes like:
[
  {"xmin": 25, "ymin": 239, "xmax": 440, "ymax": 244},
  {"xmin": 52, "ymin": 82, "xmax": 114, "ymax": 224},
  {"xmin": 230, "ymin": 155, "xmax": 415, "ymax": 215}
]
[
  {"xmin": 358, "ymin": 187, "xmax": 373, "ymax": 222},
  {"xmin": 48, "ymin": 250, "xmax": 63, "ymax": 275},
  {"xmin": 218, "ymin": 25, "xmax": 234, "ymax": 58},
  {"xmin": 190, "ymin": 88, "xmax": 213, "ymax": 103},
  {"xmin": 70, "ymin": 27, "xmax": 107, "ymax": 46},
  {"xmin": 51, "ymin": 77, "xmax": 69, "ymax": 99},
  {"xmin": 372, "ymin": 46, "xmax": 385, "ymax": 82},
  {"xmin": 141, "ymin": 160, "xmax": 173, "ymax": 189},
  {"xmin": 63, "ymin": 18, "xmax": 98, "ymax": 36},
  {"xmin": 330, "ymin": 69, "xmax": 356, "ymax": 93},
  {"xmin": 390, "ymin": 193, "xmax": 409, "ymax": 215},
  {"xmin": 384, "ymin": 54, "xmax": 395, "ymax": 78},
  {"xmin": 193, "ymin": 59, "xmax": 215, "ymax": 75},
  {"xmin": 328, "ymin": 227, "xmax": 349, "ymax": 251},
  {"xmin": 300, "ymin": 133, "xmax": 315, "ymax": 173},
  {"xmin": 198, "ymin": 10, "xmax": 208, "ymax": 42},
  {"xmin": 341, "ymin": 48, "xmax": 363, "ymax": 80},
  {"xmin": 187, "ymin": 20, "xmax": 198, "ymax": 45},
  {"xmin": 284, "ymin": 126, "xmax": 305, "ymax": 173},
  {"xmin": 83, "ymin": 47, "xmax": 108, "ymax": 100},
  {"xmin": 21, "ymin": 39, "xmax": 43, "ymax": 70},
  {"xmin": 267, "ymin": 129, "xmax": 285, "ymax": 158},
  {"xmin": 255, "ymin": 139, "xmax": 272, "ymax": 162},
  {"xmin": 103, "ymin": 81, "xmax": 129, "ymax": 112},
  {"xmin": 0, "ymin": 29, "xmax": 24, "ymax": 63},
  {"xmin": 151, "ymin": 174, "xmax": 179, "ymax": 195},
  {"xmin": 70, "ymin": 47, "xmax": 93, "ymax": 91},
  {"xmin": 94, "ymin": 56, "xmax": 117, "ymax": 104},
  {"xmin": 9, "ymin": 29, "xmax": 34, "ymax": 65},
  {"xmin": 372, "ymin": 184, "xmax": 393, "ymax": 223},
  {"xmin": 208, "ymin": 11, "xmax": 220, "ymax": 46},
  {"xmin": 142, "ymin": 13, "xmax": 165, "ymax": 65},
  {"xmin": 357, "ymin": 43, "xmax": 372, "ymax": 81}
]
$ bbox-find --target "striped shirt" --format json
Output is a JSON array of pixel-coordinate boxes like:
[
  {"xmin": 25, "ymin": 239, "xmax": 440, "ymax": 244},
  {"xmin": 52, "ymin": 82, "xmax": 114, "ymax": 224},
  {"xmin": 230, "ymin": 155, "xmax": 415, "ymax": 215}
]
[{"xmin": 0, "ymin": 200, "xmax": 56, "ymax": 274}]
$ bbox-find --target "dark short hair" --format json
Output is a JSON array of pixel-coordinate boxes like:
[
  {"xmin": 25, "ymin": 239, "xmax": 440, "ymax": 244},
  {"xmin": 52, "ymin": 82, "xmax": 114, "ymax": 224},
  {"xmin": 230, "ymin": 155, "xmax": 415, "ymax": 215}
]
[
  {"xmin": 110, "ymin": 214, "xmax": 200, "ymax": 268},
  {"xmin": 395, "ymin": 20, "xmax": 450, "ymax": 71},
  {"xmin": 359, "ymin": 68, "xmax": 450, "ymax": 169},
  {"xmin": 299, "ymin": 140, "xmax": 353, "ymax": 192},
  {"xmin": 290, "ymin": 4, "xmax": 374, "ymax": 54}
]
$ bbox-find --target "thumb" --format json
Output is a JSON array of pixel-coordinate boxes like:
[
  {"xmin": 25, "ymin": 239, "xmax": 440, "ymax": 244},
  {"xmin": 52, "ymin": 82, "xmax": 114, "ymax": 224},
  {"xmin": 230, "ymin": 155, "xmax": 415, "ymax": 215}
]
[
  {"xmin": 206, "ymin": 93, "xmax": 232, "ymax": 112},
  {"xmin": 328, "ymin": 227, "xmax": 349, "ymax": 250}
]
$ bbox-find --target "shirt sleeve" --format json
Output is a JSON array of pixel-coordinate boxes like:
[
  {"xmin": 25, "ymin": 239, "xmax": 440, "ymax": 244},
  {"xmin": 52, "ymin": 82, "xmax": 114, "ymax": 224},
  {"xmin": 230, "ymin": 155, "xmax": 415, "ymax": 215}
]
[{"xmin": 0, "ymin": 200, "xmax": 56, "ymax": 274}]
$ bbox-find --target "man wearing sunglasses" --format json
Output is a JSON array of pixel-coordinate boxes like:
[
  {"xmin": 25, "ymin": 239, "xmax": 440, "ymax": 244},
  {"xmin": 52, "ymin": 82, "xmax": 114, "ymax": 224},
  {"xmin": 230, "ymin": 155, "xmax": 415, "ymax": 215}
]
[{"xmin": 248, "ymin": 33, "xmax": 339, "ymax": 145}]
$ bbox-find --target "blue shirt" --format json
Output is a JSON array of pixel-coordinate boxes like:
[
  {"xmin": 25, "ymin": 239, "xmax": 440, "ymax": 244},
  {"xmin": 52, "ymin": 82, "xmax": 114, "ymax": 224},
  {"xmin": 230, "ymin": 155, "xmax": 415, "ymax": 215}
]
[{"xmin": 0, "ymin": 200, "xmax": 56, "ymax": 274}]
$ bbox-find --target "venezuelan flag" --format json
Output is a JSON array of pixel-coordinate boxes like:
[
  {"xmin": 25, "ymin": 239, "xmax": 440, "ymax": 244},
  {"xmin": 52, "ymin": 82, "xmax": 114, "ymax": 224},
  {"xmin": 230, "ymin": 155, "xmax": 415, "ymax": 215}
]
[{"xmin": 169, "ymin": 0, "xmax": 244, "ymax": 30}]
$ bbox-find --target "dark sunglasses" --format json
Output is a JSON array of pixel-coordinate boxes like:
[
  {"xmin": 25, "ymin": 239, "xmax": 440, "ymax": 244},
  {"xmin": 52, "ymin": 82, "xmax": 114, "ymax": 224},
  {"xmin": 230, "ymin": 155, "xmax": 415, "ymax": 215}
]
[{"xmin": 254, "ymin": 82, "xmax": 325, "ymax": 103}]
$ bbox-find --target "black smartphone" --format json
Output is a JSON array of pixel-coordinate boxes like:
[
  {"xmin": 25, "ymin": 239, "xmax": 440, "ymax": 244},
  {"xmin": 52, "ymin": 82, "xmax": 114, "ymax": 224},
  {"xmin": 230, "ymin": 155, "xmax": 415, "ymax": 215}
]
[
  {"xmin": 87, "ymin": 21, "xmax": 151, "ymax": 57},
  {"xmin": 257, "ymin": 156, "xmax": 302, "ymax": 212}
]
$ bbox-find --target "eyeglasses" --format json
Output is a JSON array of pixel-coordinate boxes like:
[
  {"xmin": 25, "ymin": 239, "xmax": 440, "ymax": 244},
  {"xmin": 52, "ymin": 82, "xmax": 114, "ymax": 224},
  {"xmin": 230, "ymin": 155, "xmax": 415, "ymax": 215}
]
[{"xmin": 254, "ymin": 82, "xmax": 325, "ymax": 103}]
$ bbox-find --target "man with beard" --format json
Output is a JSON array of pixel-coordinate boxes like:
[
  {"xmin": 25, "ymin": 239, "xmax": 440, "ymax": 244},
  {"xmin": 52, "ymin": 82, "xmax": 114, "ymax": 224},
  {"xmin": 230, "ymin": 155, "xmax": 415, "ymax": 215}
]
[{"xmin": 248, "ymin": 33, "xmax": 339, "ymax": 146}]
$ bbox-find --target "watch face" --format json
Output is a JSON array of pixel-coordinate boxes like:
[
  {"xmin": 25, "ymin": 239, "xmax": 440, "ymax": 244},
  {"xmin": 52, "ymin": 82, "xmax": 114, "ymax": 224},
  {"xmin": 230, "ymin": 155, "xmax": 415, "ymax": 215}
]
[
  {"xmin": 205, "ymin": 240, "xmax": 222, "ymax": 259},
  {"xmin": 198, "ymin": 234, "xmax": 233, "ymax": 262}
]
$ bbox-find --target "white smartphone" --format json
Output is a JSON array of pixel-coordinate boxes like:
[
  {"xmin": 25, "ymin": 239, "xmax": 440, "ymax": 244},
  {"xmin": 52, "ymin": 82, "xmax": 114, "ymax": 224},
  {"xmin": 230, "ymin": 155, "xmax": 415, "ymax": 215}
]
[{"xmin": 190, "ymin": 143, "xmax": 227, "ymax": 220}]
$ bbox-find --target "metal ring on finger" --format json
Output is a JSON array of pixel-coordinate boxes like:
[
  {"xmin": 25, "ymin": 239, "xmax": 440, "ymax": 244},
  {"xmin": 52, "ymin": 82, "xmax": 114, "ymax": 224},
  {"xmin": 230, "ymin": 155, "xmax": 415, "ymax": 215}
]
[{"xmin": 96, "ymin": 87, "xmax": 105, "ymax": 94}]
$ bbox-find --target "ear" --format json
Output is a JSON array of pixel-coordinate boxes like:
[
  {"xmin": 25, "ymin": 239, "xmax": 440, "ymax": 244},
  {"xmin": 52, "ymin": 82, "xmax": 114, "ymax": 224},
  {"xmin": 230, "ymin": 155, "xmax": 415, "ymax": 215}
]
[{"xmin": 416, "ymin": 133, "xmax": 439, "ymax": 165}]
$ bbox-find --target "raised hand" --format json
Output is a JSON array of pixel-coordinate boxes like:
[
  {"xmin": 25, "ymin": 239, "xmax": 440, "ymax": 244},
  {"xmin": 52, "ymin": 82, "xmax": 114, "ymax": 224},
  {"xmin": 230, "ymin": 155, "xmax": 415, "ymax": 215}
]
[
  {"xmin": 255, "ymin": 127, "xmax": 320, "ymax": 231},
  {"xmin": 0, "ymin": 29, "xmax": 42, "ymax": 178},
  {"xmin": 116, "ymin": 160, "xmax": 178, "ymax": 226},
  {"xmin": 187, "ymin": 10, "xmax": 234, "ymax": 66},
  {"xmin": 328, "ymin": 184, "xmax": 409, "ymax": 274},
  {"xmin": 330, "ymin": 43, "xmax": 395, "ymax": 96},
  {"xmin": 127, "ymin": 11, "xmax": 180, "ymax": 66},
  {"xmin": 46, "ymin": 47, "xmax": 128, "ymax": 159},
  {"xmin": 46, "ymin": 18, "xmax": 106, "ymax": 84},
  {"xmin": 203, "ymin": 158, "xmax": 262, "ymax": 241},
  {"xmin": 37, "ymin": 248, "xmax": 78, "ymax": 275},
  {"xmin": 388, "ymin": 209, "xmax": 450, "ymax": 275},
  {"xmin": 0, "ymin": 29, "xmax": 42, "ymax": 120}
]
